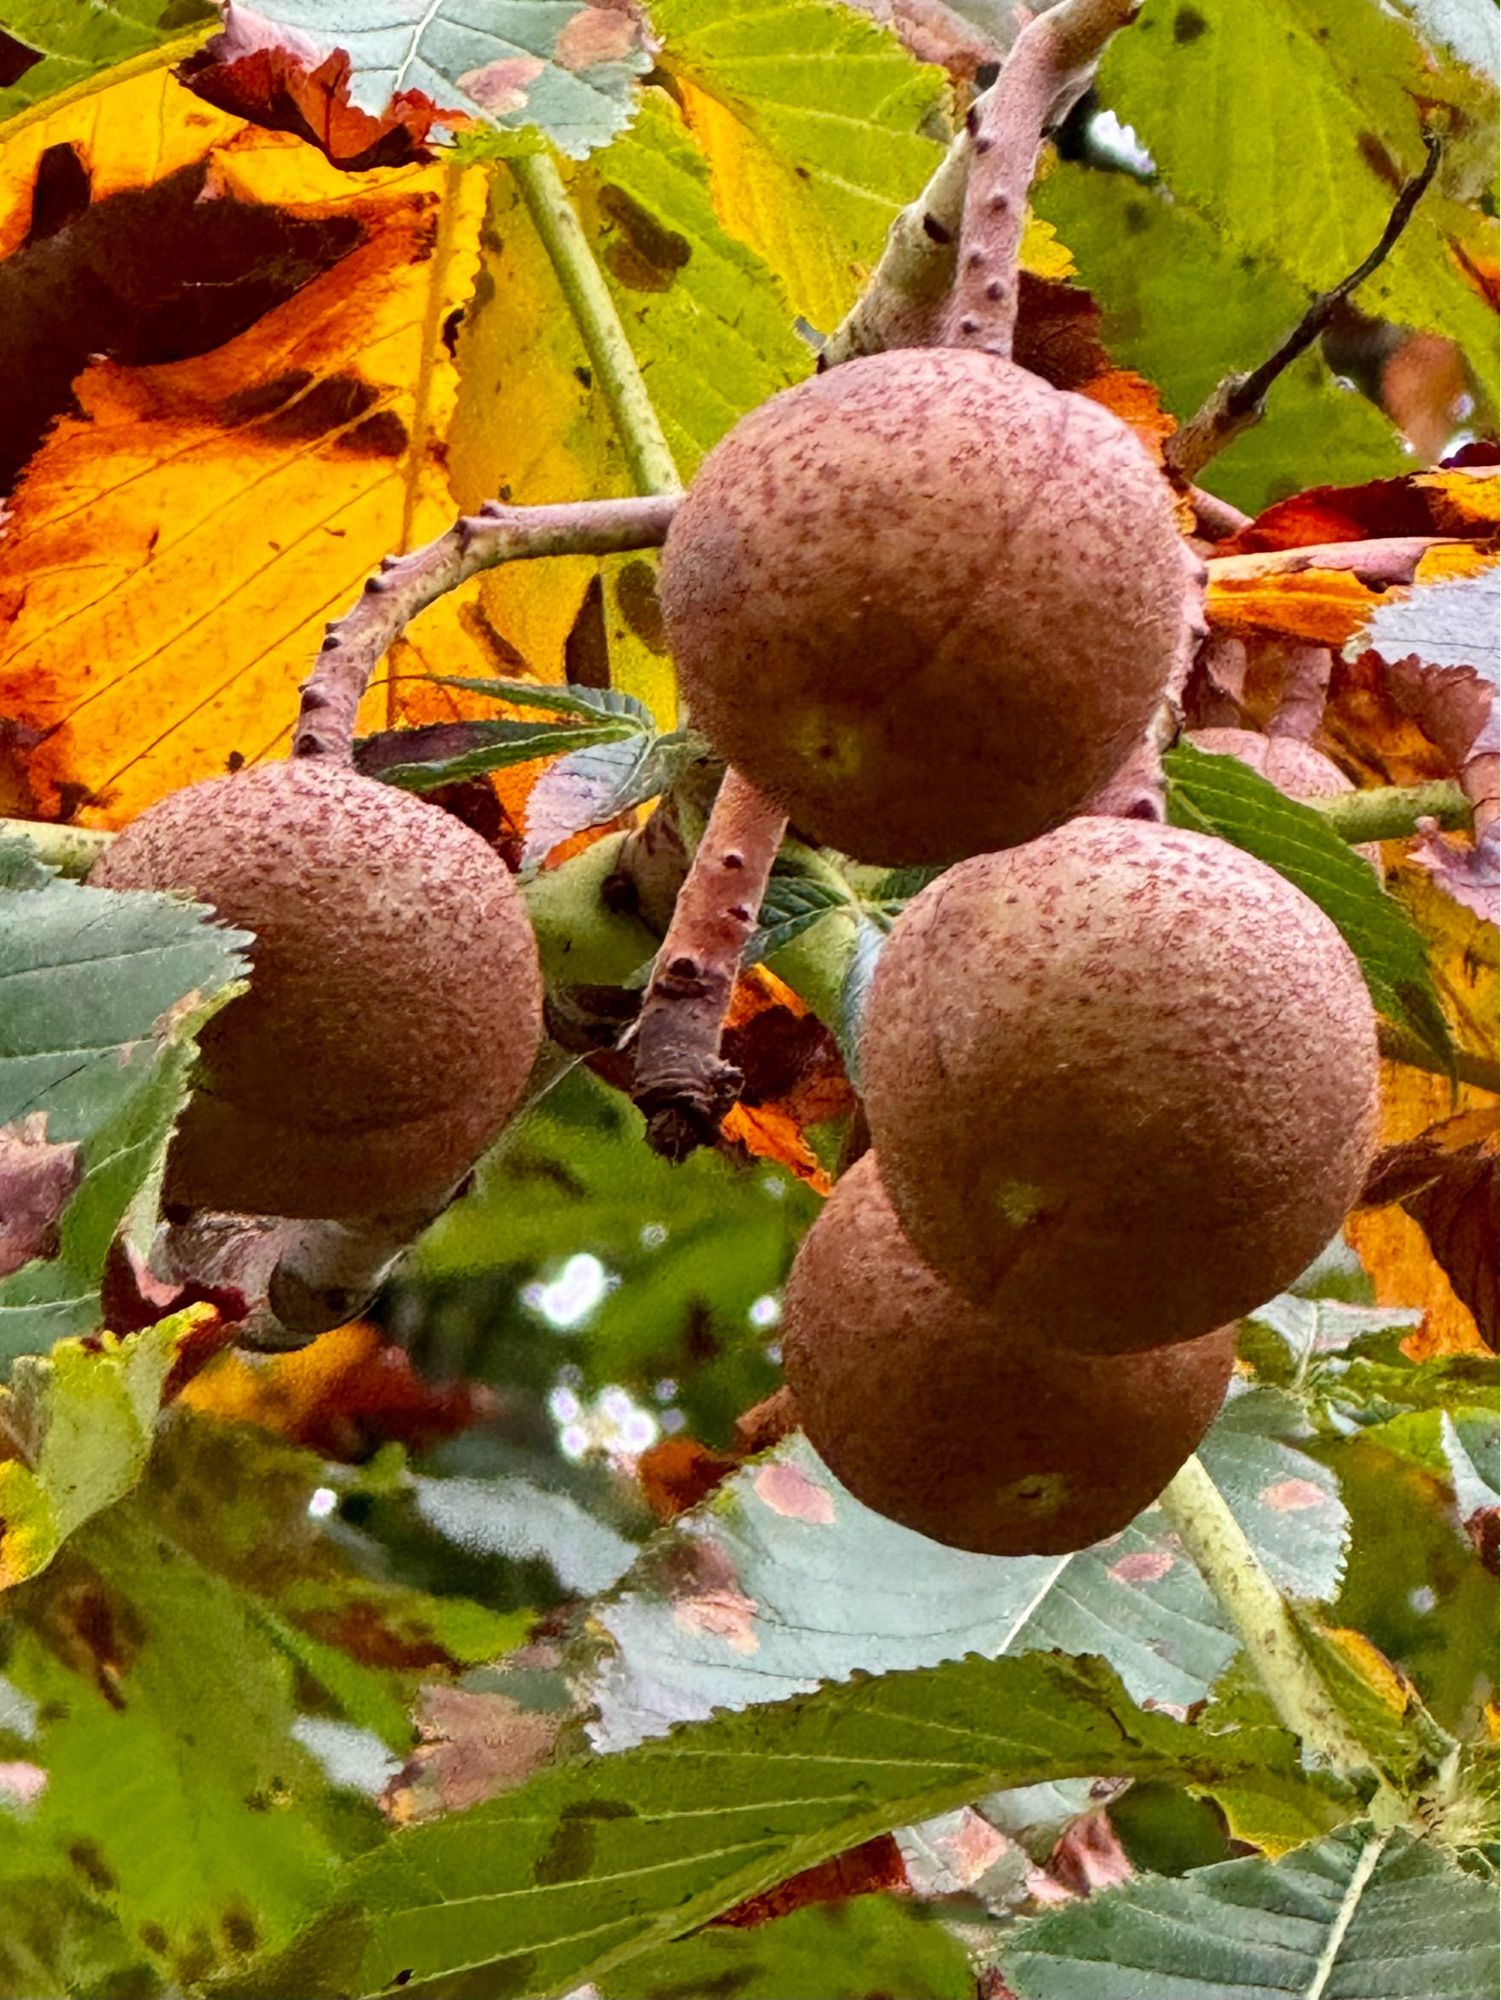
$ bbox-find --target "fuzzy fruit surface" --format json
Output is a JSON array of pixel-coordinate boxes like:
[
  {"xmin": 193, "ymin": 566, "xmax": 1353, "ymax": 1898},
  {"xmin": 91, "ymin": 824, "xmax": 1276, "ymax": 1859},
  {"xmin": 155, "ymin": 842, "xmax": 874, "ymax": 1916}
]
[
  {"xmin": 659, "ymin": 348, "xmax": 1192, "ymax": 865},
  {"xmin": 783, "ymin": 1154, "xmax": 1235, "ymax": 1555},
  {"xmin": 861, "ymin": 818, "xmax": 1379, "ymax": 1351},
  {"xmin": 91, "ymin": 760, "xmax": 542, "ymax": 1220}
]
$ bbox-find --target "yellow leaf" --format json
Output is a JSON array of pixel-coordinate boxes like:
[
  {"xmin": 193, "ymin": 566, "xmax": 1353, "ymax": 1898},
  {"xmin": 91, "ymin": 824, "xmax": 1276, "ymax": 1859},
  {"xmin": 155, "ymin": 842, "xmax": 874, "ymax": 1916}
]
[
  {"xmin": 0, "ymin": 69, "xmax": 242, "ymax": 258},
  {"xmin": 0, "ymin": 100, "xmax": 504, "ymax": 827}
]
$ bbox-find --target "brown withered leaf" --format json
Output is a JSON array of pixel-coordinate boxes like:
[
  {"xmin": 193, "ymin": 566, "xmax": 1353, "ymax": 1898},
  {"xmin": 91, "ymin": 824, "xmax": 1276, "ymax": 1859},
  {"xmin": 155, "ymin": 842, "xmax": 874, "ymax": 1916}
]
[
  {"xmin": 180, "ymin": 1320, "xmax": 497, "ymax": 1458},
  {"xmin": 1219, "ymin": 463, "xmax": 1499, "ymax": 553},
  {"xmin": 636, "ymin": 1434, "xmax": 739, "ymax": 1521},
  {"xmin": 1362, "ymin": 1110, "xmax": 1499, "ymax": 1352},
  {"xmin": 712, "ymin": 1837, "xmax": 909, "ymax": 1929},
  {"xmin": 0, "ymin": 1116, "xmax": 80, "ymax": 1278},
  {"xmin": 177, "ymin": 5, "xmax": 448, "ymax": 172},
  {"xmin": 383, "ymin": 1680, "xmax": 567, "ymax": 1825}
]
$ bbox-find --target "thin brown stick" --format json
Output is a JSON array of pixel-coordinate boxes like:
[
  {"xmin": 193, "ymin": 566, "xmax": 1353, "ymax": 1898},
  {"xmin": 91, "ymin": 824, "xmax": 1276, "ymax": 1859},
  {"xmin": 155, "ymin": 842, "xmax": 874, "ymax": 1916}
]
[
  {"xmin": 630, "ymin": 768, "xmax": 788, "ymax": 1161},
  {"xmin": 291, "ymin": 494, "xmax": 679, "ymax": 764},
  {"xmin": 1206, "ymin": 536, "xmax": 1455, "ymax": 587},
  {"xmin": 943, "ymin": 0, "xmax": 1141, "ymax": 357},
  {"xmin": 1167, "ymin": 137, "xmax": 1443, "ymax": 481}
]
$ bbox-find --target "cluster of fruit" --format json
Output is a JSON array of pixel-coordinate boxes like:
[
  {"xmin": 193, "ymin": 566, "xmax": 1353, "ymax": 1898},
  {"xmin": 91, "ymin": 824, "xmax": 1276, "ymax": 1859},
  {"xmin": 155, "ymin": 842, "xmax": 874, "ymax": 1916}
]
[
  {"xmin": 92, "ymin": 337, "xmax": 1382, "ymax": 1559},
  {"xmin": 660, "ymin": 346, "xmax": 1381, "ymax": 1555}
]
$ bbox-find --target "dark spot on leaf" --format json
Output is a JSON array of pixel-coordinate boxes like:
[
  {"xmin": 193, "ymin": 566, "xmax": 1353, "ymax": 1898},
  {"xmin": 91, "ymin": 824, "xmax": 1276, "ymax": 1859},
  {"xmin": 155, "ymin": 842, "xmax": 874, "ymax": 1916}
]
[
  {"xmin": 597, "ymin": 184, "xmax": 690, "ymax": 293},
  {"xmin": 1173, "ymin": 7, "xmax": 1207, "ymax": 42},
  {"xmin": 221, "ymin": 1907, "xmax": 260, "ymax": 1956},
  {"xmin": 565, "ymin": 573, "xmax": 611, "ymax": 688},
  {"xmin": 616, "ymin": 559, "xmax": 666, "ymax": 653},
  {"xmin": 1358, "ymin": 131, "xmax": 1404, "ymax": 190},
  {"xmin": 0, "ymin": 30, "xmax": 40, "ymax": 88},
  {"xmin": 442, "ymin": 304, "xmax": 465, "ymax": 355},
  {"xmin": 254, "ymin": 372, "xmax": 379, "ymax": 444},
  {"xmin": 1122, "ymin": 200, "xmax": 1151, "ymax": 236},
  {"xmin": 574, "ymin": 364, "xmax": 593, "ymax": 389},
  {"xmin": 69, "ymin": 1840, "xmax": 116, "ymax": 1893},
  {"xmin": 392, "ymin": 1972, "xmax": 412, "ymax": 1989},
  {"xmin": 140, "ymin": 1924, "xmax": 170, "ymax": 1957},
  {"xmin": 534, "ymin": 1797, "xmax": 635, "ymax": 1885},
  {"xmin": 26, "ymin": 143, "xmax": 91, "ymax": 246},
  {"xmin": 479, "ymin": 1953, "xmax": 537, "ymax": 1999},
  {"xmin": 219, "ymin": 370, "xmax": 316, "ymax": 425},
  {"xmin": 0, "ymin": 162, "xmax": 363, "ymax": 492},
  {"xmin": 173, "ymin": 1933, "xmax": 216, "ymax": 1988},
  {"xmin": 341, "ymin": 409, "xmax": 410, "ymax": 458}
]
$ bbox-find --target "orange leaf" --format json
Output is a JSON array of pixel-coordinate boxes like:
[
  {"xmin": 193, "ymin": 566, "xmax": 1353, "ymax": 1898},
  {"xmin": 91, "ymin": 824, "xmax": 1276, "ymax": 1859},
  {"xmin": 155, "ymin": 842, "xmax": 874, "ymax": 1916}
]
[
  {"xmin": 720, "ymin": 1102, "xmax": 833, "ymax": 1195},
  {"xmin": 181, "ymin": 1320, "xmax": 495, "ymax": 1457},
  {"xmin": 1205, "ymin": 568, "xmax": 1386, "ymax": 648}
]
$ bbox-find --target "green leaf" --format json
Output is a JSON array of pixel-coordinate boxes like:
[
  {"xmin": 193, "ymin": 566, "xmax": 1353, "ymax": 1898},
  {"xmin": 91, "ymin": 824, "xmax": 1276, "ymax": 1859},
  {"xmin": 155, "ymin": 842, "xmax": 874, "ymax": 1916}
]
[
  {"xmin": 1354, "ymin": 567, "xmax": 1500, "ymax": 679},
  {"xmin": 0, "ymin": 0, "xmax": 212, "ymax": 129},
  {"xmin": 0, "ymin": 1502, "xmax": 367, "ymax": 1984},
  {"xmin": 235, "ymin": 1651, "xmax": 1310, "ymax": 2000},
  {"xmin": 602, "ymin": 1895, "xmax": 974, "ymax": 2000},
  {"xmin": 413, "ymin": 1067, "xmax": 814, "ymax": 1440},
  {"xmin": 1199, "ymin": 1386, "xmax": 1350, "ymax": 1601},
  {"xmin": 1164, "ymin": 742, "xmax": 1453, "ymax": 1066},
  {"xmin": 998, "ymin": 1822, "xmax": 1499, "ymax": 1999},
  {"xmin": 252, "ymin": 0, "xmax": 650, "ymax": 159},
  {"xmin": 377, "ymin": 718, "xmax": 643, "ymax": 792},
  {"xmin": 579, "ymin": 1407, "xmax": 1342, "ymax": 1753},
  {"xmin": 0, "ymin": 858, "xmax": 248, "ymax": 1359},
  {"xmin": 1102, "ymin": 0, "xmax": 1499, "ymax": 388},
  {"xmin": 1033, "ymin": 161, "xmax": 1411, "ymax": 514},
  {"xmin": 653, "ymin": 0, "xmax": 948, "ymax": 335},
  {"xmin": 436, "ymin": 679, "xmax": 655, "ymax": 726},
  {"xmin": 0, "ymin": 1308, "xmax": 206, "ymax": 1590},
  {"xmin": 572, "ymin": 88, "xmax": 815, "ymax": 471}
]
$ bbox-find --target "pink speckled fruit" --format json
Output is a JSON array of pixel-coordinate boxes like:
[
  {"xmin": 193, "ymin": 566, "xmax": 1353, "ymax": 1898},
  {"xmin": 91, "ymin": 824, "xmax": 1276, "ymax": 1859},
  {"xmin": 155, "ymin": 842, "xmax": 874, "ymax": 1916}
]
[
  {"xmin": 91, "ymin": 760, "xmax": 542, "ymax": 1219},
  {"xmin": 783, "ymin": 1154, "xmax": 1235, "ymax": 1554},
  {"xmin": 659, "ymin": 348, "xmax": 1194, "ymax": 865},
  {"xmin": 861, "ymin": 818, "xmax": 1379, "ymax": 1351}
]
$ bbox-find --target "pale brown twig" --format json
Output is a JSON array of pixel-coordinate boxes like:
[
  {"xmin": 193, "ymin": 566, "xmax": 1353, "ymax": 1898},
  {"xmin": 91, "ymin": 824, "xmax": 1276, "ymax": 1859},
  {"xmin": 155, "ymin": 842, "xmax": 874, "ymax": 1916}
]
[
  {"xmin": 944, "ymin": 0, "xmax": 1141, "ymax": 357},
  {"xmin": 630, "ymin": 768, "xmax": 787, "ymax": 1161},
  {"xmin": 822, "ymin": 0, "xmax": 1140, "ymax": 368},
  {"xmin": 291, "ymin": 494, "xmax": 679, "ymax": 765},
  {"xmin": 1205, "ymin": 536, "xmax": 1458, "ymax": 587}
]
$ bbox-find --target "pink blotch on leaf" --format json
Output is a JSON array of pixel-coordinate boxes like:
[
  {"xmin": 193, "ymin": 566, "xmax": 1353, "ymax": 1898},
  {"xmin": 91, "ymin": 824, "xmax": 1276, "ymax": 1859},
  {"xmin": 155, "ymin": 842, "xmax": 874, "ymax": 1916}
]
[
  {"xmin": 1260, "ymin": 1477, "xmax": 1327, "ymax": 1512},
  {"xmin": 754, "ymin": 1461, "xmax": 837, "ymax": 1524},
  {"xmin": 1109, "ymin": 1548, "xmax": 1175, "ymax": 1586}
]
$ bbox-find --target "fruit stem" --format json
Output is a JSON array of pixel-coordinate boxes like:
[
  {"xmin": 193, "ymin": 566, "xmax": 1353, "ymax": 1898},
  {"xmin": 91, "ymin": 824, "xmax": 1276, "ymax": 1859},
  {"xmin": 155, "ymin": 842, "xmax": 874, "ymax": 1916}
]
[
  {"xmin": 631, "ymin": 767, "xmax": 788, "ymax": 1161},
  {"xmin": 290, "ymin": 494, "xmax": 678, "ymax": 765},
  {"xmin": 1158, "ymin": 1453, "xmax": 1405, "ymax": 1802},
  {"xmin": 823, "ymin": 0, "xmax": 1141, "ymax": 368},
  {"xmin": 510, "ymin": 153, "xmax": 682, "ymax": 499},
  {"xmin": 1308, "ymin": 780, "xmax": 1473, "ymax": 844},
  {"xmin": 942, "ymin": 0, "xmax": 1143, "ymax": 357}
]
